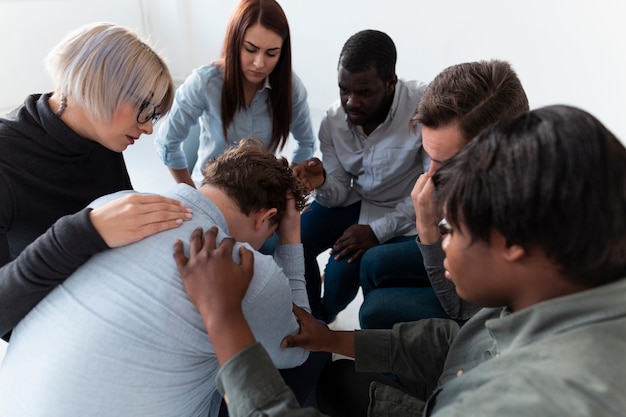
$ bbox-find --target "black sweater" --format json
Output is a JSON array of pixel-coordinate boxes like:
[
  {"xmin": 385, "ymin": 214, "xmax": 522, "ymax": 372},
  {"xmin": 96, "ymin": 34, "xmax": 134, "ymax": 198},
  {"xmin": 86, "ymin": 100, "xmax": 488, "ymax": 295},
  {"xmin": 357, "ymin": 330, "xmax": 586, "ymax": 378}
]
[
  {"xmin": 0, "ymin": 93, "xmax": 132, "ymax": 266},
  {"xmin": 0, "ymin": 208, "xmax": 108, "ymax": 338}
]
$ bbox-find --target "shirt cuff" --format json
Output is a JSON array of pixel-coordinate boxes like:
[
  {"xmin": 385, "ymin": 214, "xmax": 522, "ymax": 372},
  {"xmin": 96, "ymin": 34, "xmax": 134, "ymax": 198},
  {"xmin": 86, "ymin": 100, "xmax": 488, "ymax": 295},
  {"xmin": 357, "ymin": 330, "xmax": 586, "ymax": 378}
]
[
  {"xmin": 216, "ymin": 343, "xmax": 289, "ymax": 412},
  {"xmin": 416, "ymin": 235, "xmax": 445, "ymax": 268}
]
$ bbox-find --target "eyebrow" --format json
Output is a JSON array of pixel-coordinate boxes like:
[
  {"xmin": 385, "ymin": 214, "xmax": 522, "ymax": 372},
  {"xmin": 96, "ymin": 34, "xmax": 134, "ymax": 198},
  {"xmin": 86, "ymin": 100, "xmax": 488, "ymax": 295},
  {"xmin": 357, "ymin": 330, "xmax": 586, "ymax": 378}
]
[{"xmin": 243, "ymin": 40, "xmax": 281, "ymax": 52}]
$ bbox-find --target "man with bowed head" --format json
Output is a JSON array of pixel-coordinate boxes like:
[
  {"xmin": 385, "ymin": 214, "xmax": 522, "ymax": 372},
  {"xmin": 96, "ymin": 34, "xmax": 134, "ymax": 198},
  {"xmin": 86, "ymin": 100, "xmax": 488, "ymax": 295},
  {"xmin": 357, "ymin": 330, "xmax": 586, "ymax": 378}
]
[
  {"xmin": 0, "ymin": 138, "xmax": 310, "ymax": 417},
  {"xmin": 293, "ymin": 29, "xmax": 429, "ymax": 322}
]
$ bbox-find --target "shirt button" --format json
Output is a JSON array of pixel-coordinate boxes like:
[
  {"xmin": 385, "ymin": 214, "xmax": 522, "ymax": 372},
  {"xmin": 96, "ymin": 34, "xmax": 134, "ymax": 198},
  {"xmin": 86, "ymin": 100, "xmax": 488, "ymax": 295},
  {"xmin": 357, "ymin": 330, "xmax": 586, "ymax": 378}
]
[{"xmin": 456, "ymin": 369, "xmax": 464, "ymax": 377}]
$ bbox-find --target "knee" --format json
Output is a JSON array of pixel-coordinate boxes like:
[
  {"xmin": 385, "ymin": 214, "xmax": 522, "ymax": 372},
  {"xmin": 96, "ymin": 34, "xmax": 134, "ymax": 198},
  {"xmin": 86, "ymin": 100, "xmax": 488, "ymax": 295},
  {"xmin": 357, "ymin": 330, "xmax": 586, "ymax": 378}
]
[
  {"xmin": 358, "ymin": 296, "xmax": 378, "ymax": 329},
  {"xmin": 359, "ymin": 247, "xmax": 383, "ymax": 292}
]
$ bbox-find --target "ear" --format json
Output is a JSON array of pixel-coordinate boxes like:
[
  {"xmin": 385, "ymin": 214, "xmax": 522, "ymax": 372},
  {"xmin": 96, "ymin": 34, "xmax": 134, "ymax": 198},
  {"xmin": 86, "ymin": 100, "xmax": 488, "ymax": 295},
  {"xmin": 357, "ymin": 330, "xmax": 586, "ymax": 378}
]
[
  {"xmin": 386, "ymin": 74, "xmax": 398, "ymax": 92},
  {"xmin": 492, "ymin": 229, "xmax": 526, "ymax": 262},
  {"xmin": 254, "ymin": 208, "xmax": 278, "ymax": 231},
  {"xmin": 503, "ymin": 242, "xmax": 526, "ymax": 262}
]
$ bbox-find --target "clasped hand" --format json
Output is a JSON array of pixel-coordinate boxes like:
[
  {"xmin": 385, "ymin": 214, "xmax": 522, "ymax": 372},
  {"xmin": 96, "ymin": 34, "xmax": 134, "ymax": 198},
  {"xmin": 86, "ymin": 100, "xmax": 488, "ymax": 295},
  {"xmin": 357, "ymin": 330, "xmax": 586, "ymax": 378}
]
[
  {"xmin": 292, "ymin": 157, "xmax": 325, "ymax": 193},
  {"xmin": 331, "ymin": 224, "xmax": 379, "ymax": 263}
]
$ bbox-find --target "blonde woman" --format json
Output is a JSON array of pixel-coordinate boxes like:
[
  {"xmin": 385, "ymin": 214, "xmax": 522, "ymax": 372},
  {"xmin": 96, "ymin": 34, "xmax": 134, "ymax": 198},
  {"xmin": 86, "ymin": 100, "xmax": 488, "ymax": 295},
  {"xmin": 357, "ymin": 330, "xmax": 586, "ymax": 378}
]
[{"xmin": 0, "ymin": 22, "xmax": 191, "ymax": 268}]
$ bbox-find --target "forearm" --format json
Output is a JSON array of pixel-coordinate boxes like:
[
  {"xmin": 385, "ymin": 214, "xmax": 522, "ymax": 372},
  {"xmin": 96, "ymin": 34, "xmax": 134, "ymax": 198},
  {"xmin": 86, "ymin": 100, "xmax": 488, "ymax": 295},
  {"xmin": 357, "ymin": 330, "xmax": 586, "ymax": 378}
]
[
  {"xmin": 355, "ymin": 320, "xmax": 459, "ymax": 384},
  {"xmin": 217, "ymin": 343, "xmax": 328, "ymax": 417},
  {"xmin": 205, "ymin": 311, "xmax": 256, "ymax": 367},
  {"xmin": 0, "ymin": 209, "xmax": 108, "ymax": 336},
  {"xmin": 289, "ymin": 73, "xmax": 316, "ymax": 164},
  {"xmin": 370, "ymin": 197, "xmax": 418, "ymax": 243},
  {"xmin": 311, "ymin": 174, "xmax": 352, "ymax": 207},
  {"xmin": 274, "ymin": 244, "xmax": 309, "ymax": 312},
  {"xmin": 418, "ymin": 237, "xmax": 480, "ymax": 320}
]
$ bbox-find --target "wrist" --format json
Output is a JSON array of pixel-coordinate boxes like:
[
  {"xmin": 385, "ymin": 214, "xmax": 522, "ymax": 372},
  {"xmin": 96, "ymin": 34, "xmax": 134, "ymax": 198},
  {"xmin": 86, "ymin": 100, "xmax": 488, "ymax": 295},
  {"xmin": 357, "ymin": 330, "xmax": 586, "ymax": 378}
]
[
  {"xmin": 416, "ymin": 222, "xmax": 441, "ymax": 244},
  {"xmin": 202, "ymin": 305, "xmax": 245, "ymax": 335}
]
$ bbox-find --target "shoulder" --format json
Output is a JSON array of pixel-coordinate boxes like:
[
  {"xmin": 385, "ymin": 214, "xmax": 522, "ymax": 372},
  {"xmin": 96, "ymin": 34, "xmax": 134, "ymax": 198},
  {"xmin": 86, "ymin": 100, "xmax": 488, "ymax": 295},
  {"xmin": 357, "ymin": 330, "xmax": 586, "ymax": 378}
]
[
  {"xmin": 291, "ymin": 71, "xmax": 304, "ymax": 88},
  {"xmin": 87, "ymin": 190, "xmax": 139, "ymax": 209},
  {"xmin": 322, "ymin": 99, "xmax": 344, "ymax": 121},
  {"xmin": 184, "ymin": 64, "xmax": 224, "ymax": 89},
  {"xmin": 396, "ymin": 78, "xmax": 428, "ymax": 100}
]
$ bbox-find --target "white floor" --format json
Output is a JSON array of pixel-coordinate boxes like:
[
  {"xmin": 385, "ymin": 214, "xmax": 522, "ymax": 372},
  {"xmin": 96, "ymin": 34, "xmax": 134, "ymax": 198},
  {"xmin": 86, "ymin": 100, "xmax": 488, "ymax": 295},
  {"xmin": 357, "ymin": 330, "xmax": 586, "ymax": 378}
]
[{"xmin": 0, "ymin": 128, "xmax": 362, "ymax": 364}]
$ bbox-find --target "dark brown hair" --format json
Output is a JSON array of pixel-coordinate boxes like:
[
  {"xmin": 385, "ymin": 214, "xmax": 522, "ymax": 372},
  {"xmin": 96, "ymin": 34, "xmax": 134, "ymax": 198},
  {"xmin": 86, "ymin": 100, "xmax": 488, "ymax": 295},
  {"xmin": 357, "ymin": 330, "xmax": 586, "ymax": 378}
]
[
  {"xmin": 201, "ymin": 137, "xmax": 307, "ymax": 226},
  {"xmin": 218, "ymin": 0, "xmax": 292, "ymax": 152},
  {"xmin": 435, "ymin": 105, "xmax": 626, "ymax": 286},
  {"xmin": 412, "ymin": 60, "xmax": 529, "ymax": 142}
]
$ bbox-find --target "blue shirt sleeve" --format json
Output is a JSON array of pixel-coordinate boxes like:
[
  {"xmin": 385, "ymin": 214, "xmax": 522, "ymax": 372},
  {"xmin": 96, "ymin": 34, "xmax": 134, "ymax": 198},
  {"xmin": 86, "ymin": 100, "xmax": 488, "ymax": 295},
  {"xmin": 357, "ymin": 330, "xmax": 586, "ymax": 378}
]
[{"xmin": 289, "ymin": 72, "xmax": 316, "ymax": 163}]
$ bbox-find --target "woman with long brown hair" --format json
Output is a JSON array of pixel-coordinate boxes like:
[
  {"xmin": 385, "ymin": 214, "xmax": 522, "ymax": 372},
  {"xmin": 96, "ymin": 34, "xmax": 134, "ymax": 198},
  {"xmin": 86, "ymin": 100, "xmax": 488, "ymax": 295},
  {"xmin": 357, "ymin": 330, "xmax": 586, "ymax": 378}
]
[{"xmin": 155, "ymin": 0, "xmax": 315, "ymax": 187}]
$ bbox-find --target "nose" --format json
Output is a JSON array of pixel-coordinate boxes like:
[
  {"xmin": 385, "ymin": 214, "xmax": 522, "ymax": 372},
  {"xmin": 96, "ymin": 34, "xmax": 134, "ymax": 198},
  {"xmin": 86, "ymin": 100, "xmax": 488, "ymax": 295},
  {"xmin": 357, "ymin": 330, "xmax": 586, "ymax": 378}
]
[
  {"xmin": 345, "ymin": 94, "xmax": 358, "ymax": 108},
  {"xmin": 253, "ymin": 53, "xmax": 265, "ymax": 69},
  {"xmin": 139, "ymin": 120, "xmax": 153, "ymax": 135}
]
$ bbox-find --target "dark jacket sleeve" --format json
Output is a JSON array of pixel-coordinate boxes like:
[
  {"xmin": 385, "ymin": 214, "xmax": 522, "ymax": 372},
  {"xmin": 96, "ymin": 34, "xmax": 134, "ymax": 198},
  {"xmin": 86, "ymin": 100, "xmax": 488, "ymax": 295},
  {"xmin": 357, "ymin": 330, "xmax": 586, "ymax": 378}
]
[{"xmin": 0, "ymin": 208, "xmax": 109, "ymax": 337}]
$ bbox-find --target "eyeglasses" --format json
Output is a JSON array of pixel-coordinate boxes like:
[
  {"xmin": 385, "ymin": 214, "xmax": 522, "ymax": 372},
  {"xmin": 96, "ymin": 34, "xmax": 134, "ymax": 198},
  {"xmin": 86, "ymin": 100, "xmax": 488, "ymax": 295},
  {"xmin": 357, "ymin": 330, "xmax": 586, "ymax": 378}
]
[
  {"xmin": 438, "ymin": 218, "xmax": 452, "ymax": 235},
  {"xmin": 137, "ymin": 100, "xmax": 161, "ymax": 124}
]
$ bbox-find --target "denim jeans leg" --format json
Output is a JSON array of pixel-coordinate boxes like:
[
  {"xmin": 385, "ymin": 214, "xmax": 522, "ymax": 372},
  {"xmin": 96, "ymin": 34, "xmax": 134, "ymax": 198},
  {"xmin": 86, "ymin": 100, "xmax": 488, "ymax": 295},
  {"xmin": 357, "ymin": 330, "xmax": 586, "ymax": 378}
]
[
  {"xmin": 359, "ymin": 287, "xmax": 451, "ymax": 329},
  {"xmin": 301, "ymin": 201, "xmax": 360, "ymax": 320},
  {"xmin": 321, "ymin": 254, "xmax": 362, "ymax": 321},
  {"xmin": 258, "ymin": 232, "xmax": 280, "ymax": 255},
  {"xmin": 360, "ymin": 237, "xmax": 429, "ymax": 295}
]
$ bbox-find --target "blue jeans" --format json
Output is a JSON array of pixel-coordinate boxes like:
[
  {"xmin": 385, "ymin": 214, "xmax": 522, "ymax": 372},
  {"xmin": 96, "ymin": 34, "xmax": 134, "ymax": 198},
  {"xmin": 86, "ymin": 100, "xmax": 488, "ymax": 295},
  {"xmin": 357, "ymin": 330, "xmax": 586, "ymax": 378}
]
[
  {"xmin": 360, "ymin": 237, "xmax": 428, "ymax": 295},
  {"xmin": 358, "ymin": 239, "xmax": 451, "ymax": 329},
  {"xmin": 359, "ymin": 287, "xmax": 452, "ymax": 329},
  {"xmin": 301, "ymin": 200, "xmax": 361, "ymax": 321},
  {"xmin": 258, "ymin": 233, "xmax": 279, "ymax": 255}
]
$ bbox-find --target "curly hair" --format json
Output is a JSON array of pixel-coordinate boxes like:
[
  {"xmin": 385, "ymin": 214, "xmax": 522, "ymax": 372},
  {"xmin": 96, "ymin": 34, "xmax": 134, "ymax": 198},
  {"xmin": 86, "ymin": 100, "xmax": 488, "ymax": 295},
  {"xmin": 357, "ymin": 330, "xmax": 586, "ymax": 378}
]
[
  {"xmin": 338, "ymin": 29, "xmax": 397, "ymax": 82},
  {"xmin": 201, "ymin": 137, "xmax": 307, "ymax": 226}
]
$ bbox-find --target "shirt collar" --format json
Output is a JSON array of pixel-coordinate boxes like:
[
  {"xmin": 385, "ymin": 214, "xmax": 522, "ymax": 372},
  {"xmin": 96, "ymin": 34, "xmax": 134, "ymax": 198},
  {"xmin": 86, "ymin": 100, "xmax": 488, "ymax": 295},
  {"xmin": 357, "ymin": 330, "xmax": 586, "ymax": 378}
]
[
  {"xmin": 485, "ymin": 276, "xmax": 626, "ymax": 353},
  {"xmin": 262, "ymin": 77, "xmax": 272, "ymax": 91}
]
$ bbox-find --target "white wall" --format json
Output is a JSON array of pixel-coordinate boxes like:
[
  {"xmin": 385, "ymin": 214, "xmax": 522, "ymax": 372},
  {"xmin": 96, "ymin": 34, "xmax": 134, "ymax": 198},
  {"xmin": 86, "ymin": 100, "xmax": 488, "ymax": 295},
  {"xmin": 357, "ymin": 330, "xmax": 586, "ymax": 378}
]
[{"xmin": 1, "ymin": 0, "xmax": 625, "ymax": 139}]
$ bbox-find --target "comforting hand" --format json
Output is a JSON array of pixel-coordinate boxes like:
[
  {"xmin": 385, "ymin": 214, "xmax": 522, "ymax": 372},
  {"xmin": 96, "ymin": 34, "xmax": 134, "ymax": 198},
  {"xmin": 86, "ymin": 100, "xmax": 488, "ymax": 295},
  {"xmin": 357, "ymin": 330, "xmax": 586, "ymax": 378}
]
[
  {"xmin": 90, "ymin": 193, "xmax": 192, "ymax": 248},
  {"xmin": 292, "ymin": 157, "xmax": 325, "ymax": 192},
  {"xmin": 411, "ymin": 173, "xmax": 441, "ymax": 244},
  {"xmin": 331, "ymin": 224, "xmax": 379, "ymax": 263},
  {"xmin": 282, "ymin": 305, "xmax": 356, "ymax": 358},
  {"xmin": 173, "ymin": 227, "xmax": 254, "ymax": 321},
  {"xmin": 281, "ymin": 305, "xmax": 336, "ymax": 351},
  {"xmin": 174, "ymin": 226, "xmax": 256, "ymax": 366}
]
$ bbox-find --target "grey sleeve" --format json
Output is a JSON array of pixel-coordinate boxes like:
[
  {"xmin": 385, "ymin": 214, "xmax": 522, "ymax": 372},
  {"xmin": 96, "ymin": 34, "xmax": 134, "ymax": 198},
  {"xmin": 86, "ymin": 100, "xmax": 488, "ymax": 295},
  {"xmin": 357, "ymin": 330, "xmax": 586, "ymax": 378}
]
[
  {"xmin": 0, "ymin": 208, "xmax": 108, "ymax": 337},
  {"xmin": 355, "ymin": 319, "xmax": 460, "ymax": 389},
  {"xmin": 418, "ymin": 237, "xmax": 481, "ymax": 320},
  {"xmin": 216, "ymin": 342, "xmax": 329, "ymax": 417}
]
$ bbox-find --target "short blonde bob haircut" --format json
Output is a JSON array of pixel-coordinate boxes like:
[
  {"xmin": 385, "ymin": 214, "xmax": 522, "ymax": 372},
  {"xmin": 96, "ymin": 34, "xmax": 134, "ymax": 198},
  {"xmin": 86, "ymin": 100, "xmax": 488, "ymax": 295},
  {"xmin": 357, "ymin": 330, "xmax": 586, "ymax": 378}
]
[{"xmin": 45, "ymin": 22, "xmax": 174, "ymax": 122}]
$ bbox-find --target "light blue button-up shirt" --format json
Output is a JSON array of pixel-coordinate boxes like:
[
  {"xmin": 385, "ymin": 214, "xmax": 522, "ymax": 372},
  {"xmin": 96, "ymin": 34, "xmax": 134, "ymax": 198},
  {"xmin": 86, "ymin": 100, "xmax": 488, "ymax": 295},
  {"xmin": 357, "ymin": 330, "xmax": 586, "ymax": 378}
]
[
  {"xmin": 154, "ymin": 65, "xmax": 316, "ymax": 186},
  {"xmin": 313, "ymin": 79, "xmax": 429, "ymax": 243}
]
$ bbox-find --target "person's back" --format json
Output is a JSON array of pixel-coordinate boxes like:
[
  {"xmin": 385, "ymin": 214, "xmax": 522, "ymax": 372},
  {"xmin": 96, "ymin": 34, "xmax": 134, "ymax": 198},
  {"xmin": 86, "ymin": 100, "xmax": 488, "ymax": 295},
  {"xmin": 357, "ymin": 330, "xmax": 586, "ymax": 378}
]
[{"xmin": 0, "ymin": 178, "xmax": 309, "ymax": 415}]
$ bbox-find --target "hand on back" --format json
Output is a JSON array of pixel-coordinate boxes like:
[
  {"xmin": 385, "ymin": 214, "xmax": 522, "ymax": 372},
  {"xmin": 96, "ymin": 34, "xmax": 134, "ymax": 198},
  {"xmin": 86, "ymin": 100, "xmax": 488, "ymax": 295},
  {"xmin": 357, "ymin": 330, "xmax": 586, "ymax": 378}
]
[
  {"xmin": 173, "ymin": 227, "xmax": 254, "ymax": 321},
  {"xmin": 90, "ymin": 193, "xmax": 193, "ymax": 248}
]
